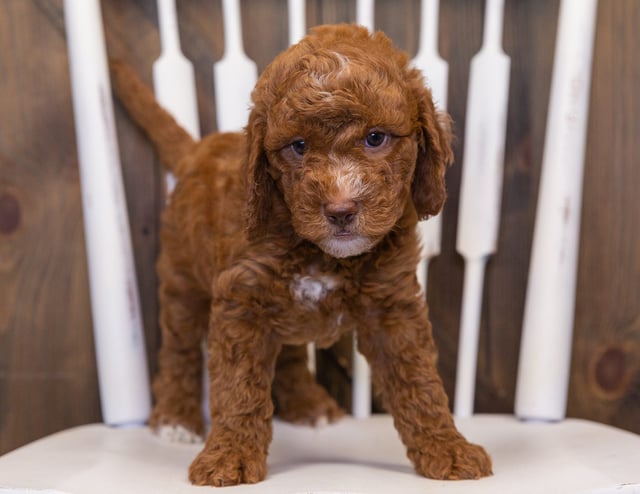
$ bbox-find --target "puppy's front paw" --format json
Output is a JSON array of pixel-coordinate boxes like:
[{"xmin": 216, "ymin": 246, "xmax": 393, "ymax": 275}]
[
  {"xmin": 189, "ymin": 446, "xmax": 267, "ymax": 486},
  {"xmin": 410, "ymin": 438, "xmax": 492, "ymax": 480}
]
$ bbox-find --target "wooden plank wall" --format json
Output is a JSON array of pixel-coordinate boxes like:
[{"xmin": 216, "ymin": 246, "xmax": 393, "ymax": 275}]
[{"xmin": 1, "ymin": 0, "xmax": 638, "ymax": 455}]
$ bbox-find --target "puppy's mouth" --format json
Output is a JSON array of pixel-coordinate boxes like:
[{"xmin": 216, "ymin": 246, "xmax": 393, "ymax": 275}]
[{"xmin": 318, "ymin": 231, "xmax": 376, "ymax": 258}]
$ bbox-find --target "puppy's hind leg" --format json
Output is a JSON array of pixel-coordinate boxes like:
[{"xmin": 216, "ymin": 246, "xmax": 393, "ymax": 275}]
[
  {"xmin": 149, "ymin": 262, "xmax": 209, "ymax": 442},
  {"xmin": 272, "ymin": 345, "xmax": 344, "ymax": 426}
]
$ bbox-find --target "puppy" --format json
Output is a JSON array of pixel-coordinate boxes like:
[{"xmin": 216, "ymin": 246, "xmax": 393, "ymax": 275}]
[{"xmin": 111, "ymin": 23, "xmax": 492, "ymax": 487}]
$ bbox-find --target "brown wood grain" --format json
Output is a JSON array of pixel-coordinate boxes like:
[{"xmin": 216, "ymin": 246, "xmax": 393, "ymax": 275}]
[
  {"xmin": 0, "ymin": 0, "xmax": 101, "ymax": 453},
  {"xmin": 569, "ymin": 0, "xmax": 640, "ymax": 433},
  {"xmin": 1, "ymin": 0, "xmax": 638, "ymax": 455}
]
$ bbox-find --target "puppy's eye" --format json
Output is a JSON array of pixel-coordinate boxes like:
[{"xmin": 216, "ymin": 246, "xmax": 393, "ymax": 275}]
[
  {"xmin": 365, "ymin": 132, "xmax": 388, "ymax": 148},
  {"xmin": 290, "ymin": 140, "xmax": 307, "ymax": 156}
]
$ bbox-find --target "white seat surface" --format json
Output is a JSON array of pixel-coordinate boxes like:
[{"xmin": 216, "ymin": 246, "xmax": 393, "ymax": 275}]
[{"xmin": 0, "ymin": 415, "xmax": 638, "ymax": 494}]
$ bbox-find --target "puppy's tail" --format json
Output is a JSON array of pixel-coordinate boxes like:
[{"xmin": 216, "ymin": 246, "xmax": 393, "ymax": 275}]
[{"xmin": 109, "ymin": 59, "xmax": 196, "ymax": 174}]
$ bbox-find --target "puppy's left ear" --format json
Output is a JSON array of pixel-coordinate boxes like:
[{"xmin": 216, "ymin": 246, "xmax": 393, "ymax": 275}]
[
  {"xmin": 409, "ymin": 70, "xmax": 454, "ymax": 220},
  {"xmin": 244, "ymin": 106, "xmax": 279, "ymax": 240}
]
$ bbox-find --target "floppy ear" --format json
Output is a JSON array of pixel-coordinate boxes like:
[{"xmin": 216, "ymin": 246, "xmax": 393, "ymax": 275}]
[
  {"xmin": 244, "ymin": 106, "xmax": 279, "ymax": 240},
  {"xmin": 409, "ymin": 70, "xmax": 454, "ymax": 220}
]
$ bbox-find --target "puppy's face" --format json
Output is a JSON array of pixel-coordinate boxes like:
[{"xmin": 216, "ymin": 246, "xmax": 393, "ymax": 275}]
[
  {"xmin": 246, "ymin": 25, "xmax": 452, "ymax": 258},
  {"xmin": 268, "ymin": 129, "xmax": 417, "ymax": 258},
  {"xmin": 263, "ymin": 74, "xmax": 419, "ymax": 258}
]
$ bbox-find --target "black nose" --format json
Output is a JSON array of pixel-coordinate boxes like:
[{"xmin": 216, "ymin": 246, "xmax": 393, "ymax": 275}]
[{"xmin": 324, "ymin": 201, "xmax": 359, "ymax": 227}]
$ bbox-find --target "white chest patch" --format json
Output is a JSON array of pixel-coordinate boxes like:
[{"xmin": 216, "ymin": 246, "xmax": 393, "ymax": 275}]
[{"xmin": 290, "ymin": 274, "xmax": 339, "ymax": 304}]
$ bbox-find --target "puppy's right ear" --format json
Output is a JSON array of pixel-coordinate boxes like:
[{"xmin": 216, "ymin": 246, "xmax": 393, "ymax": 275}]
[
  {"xmin": 409, "ymin": 69, "xmax": 454, "ymax": 220},
  {"xmin": 245, "ymin": 107, "xmax": 278, "ymax": 240}
]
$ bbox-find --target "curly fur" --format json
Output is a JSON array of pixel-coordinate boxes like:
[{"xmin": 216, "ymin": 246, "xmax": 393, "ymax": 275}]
[{"xmin": 111, "ymin": 24, "xmax": 491, "ymax": 487}]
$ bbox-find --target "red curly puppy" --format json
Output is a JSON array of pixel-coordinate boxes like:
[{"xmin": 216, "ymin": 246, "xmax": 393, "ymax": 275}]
[{"xmin": 111, "ymin": 24, "xmax": 492, "ymax": 487}]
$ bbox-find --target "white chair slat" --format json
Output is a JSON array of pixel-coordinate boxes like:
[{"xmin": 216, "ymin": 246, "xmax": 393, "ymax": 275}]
[
  {"xmin": 516, "ymin": 0, "xmax": 599, "ymax": 421},
  {"xmin": 356, "ymin": 0, "xmax": 375, "ymax": 31},
  {"xmin": 153, "ymin": 0, "xmax": 200, "ymax": 140},
  {"xmin": 153, "ymin": 0, "xmax": 200, "ymax": 193},
  {"xmin": 287, "ymin": 0, "xmax": 306, "ymax": 45},
  {"xmin": 214, "ymin": 0, "xmax": 257, "ymax": 132},
  {"xmin": 454, "ymin": 0, "xmax": 510, "ymax": 418},
  {"xmin": 63, "ymin": 0, "xmax": 151, "ymax": 426}
]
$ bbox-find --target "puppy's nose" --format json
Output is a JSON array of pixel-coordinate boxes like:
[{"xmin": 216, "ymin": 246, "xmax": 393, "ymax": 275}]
[{"xmin": 324, "ymin": 201, "xmax": 359, "ymax": 227}]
